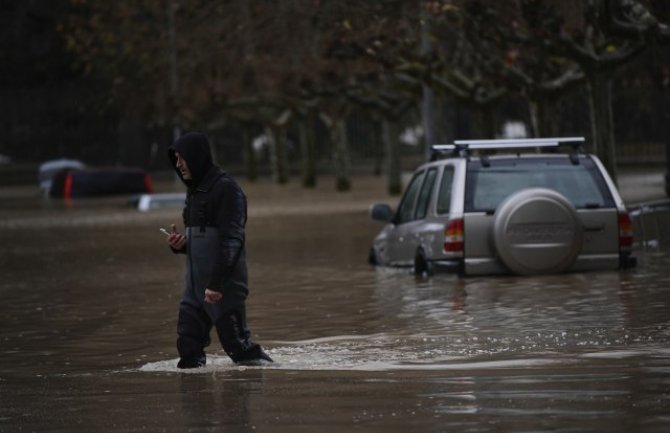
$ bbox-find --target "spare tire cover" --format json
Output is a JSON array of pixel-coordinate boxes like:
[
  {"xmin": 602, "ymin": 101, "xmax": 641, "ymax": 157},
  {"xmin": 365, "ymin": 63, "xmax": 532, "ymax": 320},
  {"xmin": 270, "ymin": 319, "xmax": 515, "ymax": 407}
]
[{"xmin": 492, "ymin": 188, "xmax": 583, "ymax": 275}]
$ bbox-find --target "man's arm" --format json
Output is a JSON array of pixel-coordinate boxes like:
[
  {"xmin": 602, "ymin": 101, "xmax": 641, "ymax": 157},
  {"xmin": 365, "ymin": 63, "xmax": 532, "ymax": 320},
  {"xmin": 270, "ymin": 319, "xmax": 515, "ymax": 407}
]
[{"xmin": 207, "ymin": 180, "xmax": 246, "ymax": 293}]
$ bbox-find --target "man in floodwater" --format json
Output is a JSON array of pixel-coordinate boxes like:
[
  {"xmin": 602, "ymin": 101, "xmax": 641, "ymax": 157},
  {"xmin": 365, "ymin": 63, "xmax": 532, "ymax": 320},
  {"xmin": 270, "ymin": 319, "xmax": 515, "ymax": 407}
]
[{"xmin": 166, "ymin": 131, "xmax": 273, "ymax": 368}]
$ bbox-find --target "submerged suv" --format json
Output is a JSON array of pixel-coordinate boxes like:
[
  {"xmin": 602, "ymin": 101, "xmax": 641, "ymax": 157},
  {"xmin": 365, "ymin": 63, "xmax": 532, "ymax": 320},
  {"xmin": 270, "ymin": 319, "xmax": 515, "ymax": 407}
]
[{"xmin": 369, "ymin": 137, "xmax": 636, "ymax": 276}]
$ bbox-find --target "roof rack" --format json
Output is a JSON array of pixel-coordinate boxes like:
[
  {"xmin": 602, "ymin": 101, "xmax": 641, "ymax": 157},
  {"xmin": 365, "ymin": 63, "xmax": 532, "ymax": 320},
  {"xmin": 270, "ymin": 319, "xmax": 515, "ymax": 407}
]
[{"xmin": 430, "ymin": 137, "xmax": 585, "ymax": 159}]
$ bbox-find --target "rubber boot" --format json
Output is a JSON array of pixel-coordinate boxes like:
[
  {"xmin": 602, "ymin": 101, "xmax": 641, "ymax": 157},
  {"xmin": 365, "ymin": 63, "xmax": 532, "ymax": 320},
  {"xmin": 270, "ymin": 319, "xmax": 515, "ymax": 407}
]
[
  {"xmin": 177, "ymin": 303, "xmax": 212, "ymax": 369},
  {"xmin": 215, "ymin": 309, "xmax": 273, "ymax": 365}
]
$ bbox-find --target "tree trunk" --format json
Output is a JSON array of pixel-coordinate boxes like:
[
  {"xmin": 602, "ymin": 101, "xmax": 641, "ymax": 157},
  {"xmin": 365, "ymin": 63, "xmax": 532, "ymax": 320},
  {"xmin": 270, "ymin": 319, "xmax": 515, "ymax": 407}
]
[
  {"xmin": 422, "ymin": 85, "xmax": 436, "ymax": 159},
  {"xmin": 664, "ymin": 67, "xmax": 670, "ymax": 197},
  {"xmin": 166, "ymin": 0, "xmax": 180, "ymax": 148},
  {"xmin": 383, "ymin": 119, "xmax": 402, "ymax": 195},
  {"xmin": 528, "ymin": 100, "xmax": 540, "ymax": 138},
  {"xmin": 299, "ymin": 113, "xmax": 317, "ymax": 188},
  {"xmin": 587, "ymin": 73, "xmax": 618, "ymax": 183},
  {"xmin": 331, "ymin": 117, "xmax": 351, "ymax": 192},
  {"xmin": 266, "ymin": 125, "xmax": 289, "ymax": 184},
  {"xmin": 372, "ymin": 119, "xmax": 384, "ymax": 176},
  {"xmin": 117, "ymin": 114, "xmax": 145, "ymax": 166},
  {"xmin": 420, "ymin": 4, "xmax": 436, "ymax": 160},
  {"xmin": 473, "ymin": 106, "xmax": 496, "ymax": 139},
  {"xmin": 241, "ymin": 125, "xmax": 257, "ymax": 182},
  {"xmin": 539, "ymin": 100, "xmax": 557, "ymax": 138},
  {"xmin": 528, "ymin": 98, "xmax": 556, "ymax": 138}
]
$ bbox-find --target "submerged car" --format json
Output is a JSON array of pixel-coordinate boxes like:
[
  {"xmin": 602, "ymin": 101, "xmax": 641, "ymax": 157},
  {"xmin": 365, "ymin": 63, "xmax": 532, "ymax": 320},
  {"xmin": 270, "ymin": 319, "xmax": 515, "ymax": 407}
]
[
  {"xmin": 49, "ymin": 166, "xmax": 153, "ymax": 198},
  {"xmin": 369, "ymin": 137, "xmax": 636, "ymax": 276}
]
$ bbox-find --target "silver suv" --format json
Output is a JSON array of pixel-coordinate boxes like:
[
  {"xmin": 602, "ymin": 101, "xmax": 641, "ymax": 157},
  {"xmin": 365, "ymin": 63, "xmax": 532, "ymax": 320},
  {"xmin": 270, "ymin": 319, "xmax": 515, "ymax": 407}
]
[{"xmin": 369, "ymin": 137, "xmax": 636, "ymax": 276}]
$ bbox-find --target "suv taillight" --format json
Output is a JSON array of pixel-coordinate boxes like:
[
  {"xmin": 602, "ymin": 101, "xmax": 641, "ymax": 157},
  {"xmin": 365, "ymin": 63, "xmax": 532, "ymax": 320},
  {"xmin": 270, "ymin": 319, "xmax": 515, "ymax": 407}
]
[
  {"xmin": 618, "ymin": 211, "xmax": 633, "ymax": 252},
  {"xmin": 444, "ymin": 218, "xmax": 464, "ymax": 256}
]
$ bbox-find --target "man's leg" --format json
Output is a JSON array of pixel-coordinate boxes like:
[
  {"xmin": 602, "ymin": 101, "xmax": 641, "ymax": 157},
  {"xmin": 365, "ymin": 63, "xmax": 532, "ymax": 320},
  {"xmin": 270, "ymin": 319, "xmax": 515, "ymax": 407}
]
[
  {"xmin": 177, "ymin": 297, "xmax": 212, "ymax": 369},
  {"xmin": 215, "ymin": 307, "xmax": 273, "ymax": 365}
]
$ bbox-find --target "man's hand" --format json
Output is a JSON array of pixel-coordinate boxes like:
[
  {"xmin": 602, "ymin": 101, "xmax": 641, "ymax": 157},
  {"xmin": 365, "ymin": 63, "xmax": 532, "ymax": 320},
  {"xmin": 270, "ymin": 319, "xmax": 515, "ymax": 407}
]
[
  {"xmin": 204, "ymin": 289, "xmax": 222, "ymax": 304},
  {"xmin": 167, "ymin": 223, "xmax": 187, "ymax": 250}
]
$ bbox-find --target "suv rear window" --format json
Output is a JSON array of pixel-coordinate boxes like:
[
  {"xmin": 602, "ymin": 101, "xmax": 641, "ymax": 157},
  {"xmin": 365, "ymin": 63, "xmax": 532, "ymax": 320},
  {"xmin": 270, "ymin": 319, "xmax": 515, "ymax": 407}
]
[{"xmin": 464, "ymin": 157, "xmax": 615, "ymax": 213}]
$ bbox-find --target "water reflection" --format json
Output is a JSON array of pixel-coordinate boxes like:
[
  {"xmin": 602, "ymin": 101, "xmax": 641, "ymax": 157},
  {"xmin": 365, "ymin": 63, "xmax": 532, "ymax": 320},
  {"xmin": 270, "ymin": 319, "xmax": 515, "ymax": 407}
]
[
  {"xmin": 178, "ymin": 372, "xmax": 259, "ymax": 431},
  {"xmin": 374, "ymin": 270, "xmax": 631, "ymax": 343}
]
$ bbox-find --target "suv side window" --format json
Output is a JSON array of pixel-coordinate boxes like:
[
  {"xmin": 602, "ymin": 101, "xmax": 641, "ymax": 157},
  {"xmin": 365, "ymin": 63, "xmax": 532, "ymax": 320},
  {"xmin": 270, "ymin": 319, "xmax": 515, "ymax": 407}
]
[
  {"xmin": 436, "ymin": 166, "xmax": 454, "ymax": 214},
  {"xmin": 415, "ymin": 168, "xmax": 438, "ymax": 220},
  {"xmin": 395, "ymin": 170, "xmax": 426, "ymax": 224}
]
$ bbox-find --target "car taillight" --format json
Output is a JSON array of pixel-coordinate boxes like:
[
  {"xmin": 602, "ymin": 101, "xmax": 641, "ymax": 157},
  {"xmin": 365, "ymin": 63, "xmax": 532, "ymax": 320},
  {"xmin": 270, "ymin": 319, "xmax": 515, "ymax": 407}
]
[
  {"xmin": 63, "ymin": 173, "xmax": 73, "ymax": 199},
  {"xmin": 444, "ymin": 217, "xmax": 464, "ymax": 255},
  {"xmin": 143, "ymin": 173, "xmax": 154, "ymax": 193},
  {"xmin": 618, "ymin": 211, "xmax": 633, "ymax": 252}
]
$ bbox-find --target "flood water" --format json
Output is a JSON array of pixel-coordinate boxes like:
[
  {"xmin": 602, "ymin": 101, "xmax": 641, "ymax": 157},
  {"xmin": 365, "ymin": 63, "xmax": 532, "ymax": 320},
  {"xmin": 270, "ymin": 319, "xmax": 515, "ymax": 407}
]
[{"xmin": 1, "ymin": 179, "xmax": 670, "ymax": 433}]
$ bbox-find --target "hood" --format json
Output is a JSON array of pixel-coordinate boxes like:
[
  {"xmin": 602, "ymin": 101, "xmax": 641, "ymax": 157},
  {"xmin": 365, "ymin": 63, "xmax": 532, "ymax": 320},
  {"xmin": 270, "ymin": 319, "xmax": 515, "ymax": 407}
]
[{"xmin": 168, "ymin": 131, "xmax": 215, "ymax": 188}]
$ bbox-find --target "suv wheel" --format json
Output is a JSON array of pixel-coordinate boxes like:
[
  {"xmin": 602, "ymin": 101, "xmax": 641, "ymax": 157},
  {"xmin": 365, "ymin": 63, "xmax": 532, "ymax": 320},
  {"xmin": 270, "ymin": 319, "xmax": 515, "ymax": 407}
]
[
  {"xmin": 368, "ymin": 247, "xmax": 380, "ymax": 266},
  {"xmin": 414, "ymin": 249, "xmax": 433, "ymax": 276},
  {"xmin": 492, "ymin": 188, "xmax": 583, "ymax": 275}
]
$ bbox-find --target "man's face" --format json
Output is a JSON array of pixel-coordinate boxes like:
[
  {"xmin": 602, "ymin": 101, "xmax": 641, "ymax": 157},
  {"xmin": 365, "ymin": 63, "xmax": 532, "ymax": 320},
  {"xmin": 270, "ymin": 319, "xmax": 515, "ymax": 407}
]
[{"xmin": 175, "ymin": 152, "xmax": 191, "ymax": 179}]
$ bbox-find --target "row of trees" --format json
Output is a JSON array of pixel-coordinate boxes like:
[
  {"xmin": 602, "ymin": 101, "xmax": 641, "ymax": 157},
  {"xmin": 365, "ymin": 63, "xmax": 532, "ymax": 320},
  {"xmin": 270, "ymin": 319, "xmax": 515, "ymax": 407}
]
[{"xmin": 4, "ymin": 1, "xmax": 669, "ymax": 193}]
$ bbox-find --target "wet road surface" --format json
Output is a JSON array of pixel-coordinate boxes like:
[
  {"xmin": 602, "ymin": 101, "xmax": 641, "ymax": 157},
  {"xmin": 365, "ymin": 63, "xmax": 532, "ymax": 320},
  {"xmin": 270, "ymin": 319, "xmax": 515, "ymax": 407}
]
[{"xmin": 1, "ymin": 179, "xmax": 669, "ymax": 432}]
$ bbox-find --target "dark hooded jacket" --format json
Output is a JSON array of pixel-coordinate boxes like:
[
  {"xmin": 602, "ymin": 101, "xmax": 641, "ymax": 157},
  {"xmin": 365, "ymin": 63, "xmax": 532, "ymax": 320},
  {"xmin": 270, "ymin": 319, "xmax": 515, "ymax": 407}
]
[{"xmin": 168, "ymin": 132, "xmax": 248, "ymax": 306}]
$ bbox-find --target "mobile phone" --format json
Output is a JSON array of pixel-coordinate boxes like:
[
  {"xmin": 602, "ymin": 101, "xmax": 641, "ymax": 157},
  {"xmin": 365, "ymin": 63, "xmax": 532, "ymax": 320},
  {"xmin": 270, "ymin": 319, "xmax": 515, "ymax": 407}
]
[{"xmin": 160, "ymin": 228, "xmax": 171, "ymax": 236}]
